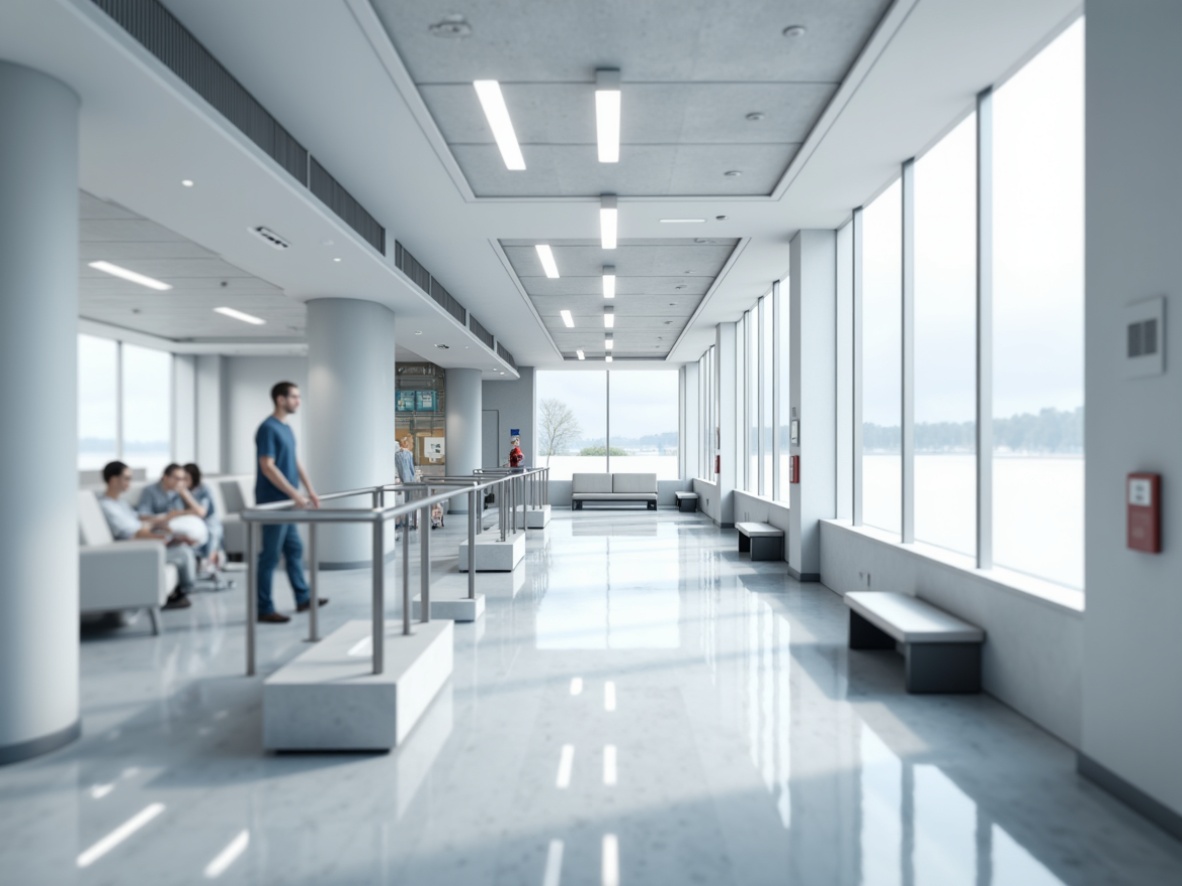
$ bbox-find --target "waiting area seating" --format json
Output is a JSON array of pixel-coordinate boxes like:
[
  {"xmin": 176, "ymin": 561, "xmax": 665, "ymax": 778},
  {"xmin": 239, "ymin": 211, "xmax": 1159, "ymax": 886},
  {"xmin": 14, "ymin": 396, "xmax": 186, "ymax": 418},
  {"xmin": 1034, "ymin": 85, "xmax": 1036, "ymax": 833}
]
[
  {"xmin": 674, "ymin": 490, "xmax": 699, "ymax": 512},
  {"xmin": 735, "ymin": 521, "xmax": 784, "ymax": 561},
  {"xmin": 571, "ymin": 473, "xmax": 658, "ymax": 510},
  {"xmin": 844, "ymin": 591, "xmax": 985, "ymax": 693}
]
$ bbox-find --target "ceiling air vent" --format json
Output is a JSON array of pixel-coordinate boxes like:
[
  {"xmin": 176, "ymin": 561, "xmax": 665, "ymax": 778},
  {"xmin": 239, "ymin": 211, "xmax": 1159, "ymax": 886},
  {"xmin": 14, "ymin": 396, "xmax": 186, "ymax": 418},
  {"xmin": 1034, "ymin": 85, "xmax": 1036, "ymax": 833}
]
[{"xmin": 250, "ymin": 226, "xmax": 290, "ymax": 250}]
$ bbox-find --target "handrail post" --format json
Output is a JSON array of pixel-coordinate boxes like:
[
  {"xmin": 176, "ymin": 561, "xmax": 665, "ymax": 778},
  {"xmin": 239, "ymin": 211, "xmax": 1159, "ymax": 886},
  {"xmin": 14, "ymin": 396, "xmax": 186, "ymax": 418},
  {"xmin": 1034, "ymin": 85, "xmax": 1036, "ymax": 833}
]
[
  {"xmin": 468, "ymin": 488, "xmax": 477, "ymax": 600},
  {"xmin": 372, "ymin": 518, "xmax": 384, "ymax": 676},
  {"xmin": 246, "ymin": 521, "xmax": 257, "ymax": 676},
  {"xmin": 420, "ymin": 501, "xmax": 430, "ymax": 623},
  {"xmin": 500, "ymin": 478, "xmax": 507, "ymax": 542},
  {"xmin": 308, "ymin": 523, "xmax": 319, "ymax": 642},
  {"xmin": 402, "ymin": 502, "xmax": 411, "ymax": 636}
]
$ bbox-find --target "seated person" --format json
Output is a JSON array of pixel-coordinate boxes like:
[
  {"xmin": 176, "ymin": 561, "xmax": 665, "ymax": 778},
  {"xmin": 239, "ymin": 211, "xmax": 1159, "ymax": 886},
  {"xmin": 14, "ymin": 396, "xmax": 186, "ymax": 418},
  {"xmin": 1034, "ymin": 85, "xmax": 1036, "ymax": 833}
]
[
  {"xmin": 137, "ymin": 463, "xmax": 209, "ymax": 550},
  {"xmin": 100, "ymin": 461, "xmax": 196, "ymax": 610},
  {"xmin": 182, "ymin": 462, "xmax": 224, "ymax": 570}
]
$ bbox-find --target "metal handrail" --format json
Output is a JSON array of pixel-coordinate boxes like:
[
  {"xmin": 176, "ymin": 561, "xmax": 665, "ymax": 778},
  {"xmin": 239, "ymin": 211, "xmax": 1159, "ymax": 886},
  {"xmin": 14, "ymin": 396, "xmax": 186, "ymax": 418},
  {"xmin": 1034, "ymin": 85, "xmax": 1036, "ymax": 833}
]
[{"xmin": 240, "ymin": 468, "xmax": 548, "ymax": 678}]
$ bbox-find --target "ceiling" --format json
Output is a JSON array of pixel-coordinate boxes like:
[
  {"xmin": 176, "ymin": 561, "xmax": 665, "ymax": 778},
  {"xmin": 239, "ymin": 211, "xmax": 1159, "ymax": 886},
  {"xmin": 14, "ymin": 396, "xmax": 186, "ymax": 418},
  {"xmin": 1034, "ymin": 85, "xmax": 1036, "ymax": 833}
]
[{"xmin": 0, "ymin": 0, "xmax": 1082, "ymax": 370}]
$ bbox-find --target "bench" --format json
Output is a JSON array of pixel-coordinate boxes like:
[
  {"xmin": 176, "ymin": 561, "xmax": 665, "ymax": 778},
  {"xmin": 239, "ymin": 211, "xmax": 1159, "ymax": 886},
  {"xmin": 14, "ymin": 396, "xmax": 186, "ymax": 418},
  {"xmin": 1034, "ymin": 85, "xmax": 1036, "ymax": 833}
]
[
  {"xmin": 735, "ymin": 522, "xmax": 783, "ymax": 560},
  {"xmin": 844, "ymin": 592, "xmax": 985, "ymax": 693},
  {"xmin": 571, "ymin": 473, "xmax": 658, "ymax": 510},
  {"xmin": 674, "ymin": 491, "xmax": 699, "ymax": 512}
]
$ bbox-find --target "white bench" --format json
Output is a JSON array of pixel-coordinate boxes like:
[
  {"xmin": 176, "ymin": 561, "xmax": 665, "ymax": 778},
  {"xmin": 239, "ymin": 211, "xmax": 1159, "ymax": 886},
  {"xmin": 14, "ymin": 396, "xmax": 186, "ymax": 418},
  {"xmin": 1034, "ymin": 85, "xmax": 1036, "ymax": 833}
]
[
  {"xmin": 571, "ymin": 473, "xmax": 658, "ymax": 510},
  {"xmin": 735, "ymin": 522, "xmax": 783, "ymax": 561},
  {"xmin": 674, "ymin": 491, "xmax": 699, "ymax": 512},
  {"xmin": 844, "ymin": 591, "xmax": 985, "ymax": 693}
]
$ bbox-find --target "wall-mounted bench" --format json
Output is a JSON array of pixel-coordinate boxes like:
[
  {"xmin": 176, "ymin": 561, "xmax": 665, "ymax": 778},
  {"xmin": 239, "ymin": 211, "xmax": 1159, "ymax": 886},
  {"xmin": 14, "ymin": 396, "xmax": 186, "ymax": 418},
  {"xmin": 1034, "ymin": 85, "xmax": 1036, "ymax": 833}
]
[
  {"xmin": 571, "ymin": 473, "xmax": 658, "ymax": 510},
  {"xmin": 735, "ymin": 522, "xmax": 784, "ymax": 561},
  {"xmin": 674, "ymin": 491, "xmax": 699, "ymax": 512},
  {"xmin": 844, "ymin": 591, "xmax": 984, "ymax": 693}
]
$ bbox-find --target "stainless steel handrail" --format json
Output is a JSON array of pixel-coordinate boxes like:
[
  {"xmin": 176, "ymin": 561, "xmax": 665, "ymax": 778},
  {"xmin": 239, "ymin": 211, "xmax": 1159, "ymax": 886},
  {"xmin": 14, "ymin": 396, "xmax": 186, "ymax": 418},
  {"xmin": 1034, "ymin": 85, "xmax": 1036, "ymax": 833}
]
[{"xmin": 240, "ymin": 468, "xmax": 548, "ymax": 677}]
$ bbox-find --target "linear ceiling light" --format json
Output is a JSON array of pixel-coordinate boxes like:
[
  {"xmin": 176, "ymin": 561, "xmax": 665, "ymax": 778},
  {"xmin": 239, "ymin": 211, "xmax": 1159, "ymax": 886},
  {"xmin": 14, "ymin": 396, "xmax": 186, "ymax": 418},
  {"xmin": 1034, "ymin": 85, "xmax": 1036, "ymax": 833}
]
[
  {"xmin": 576, "ymin": 348, "xmax": 585, "ymax": 361},
  {"xmin": 87, "ymin": 261, "xmax": 171, "ymax": 291},
  {"xmin": 605, "ymin": 333, "xmax": 614, "ymax": 350},
  {"xmin": 595, "ymin": 69, "xmax": 621, "ymax": 163},
  {"xmin": 659, "ymin": 218, "xmax": 706, "ymax": 224},
  {"xmin": 473, "ymin": 80, "xmax": 526, "ymax": 170},
  {"xmin": 600, "ymin": 195, "xmax": 618, "ymax": 249},
  {"xmin": 603, "ymin": 306, "xmax": 615, "ymax": 328},
  {"xmin": 535, "ymin": 244, "xmax": 560, "ymax": 278},
  {"xmin": 214, "ymin": 306, "xmax": 266, "ymax": 325},
  {"xmin": 606, "ymin": 355, "xmax": 613, "ymax": 363},
  {"xmin": 602, "ymin": 264, "xmax": 616, "ymax": 299},
  {"xmin": 560, "ymin": 309, "xmax": 574, "ymax": 328}
]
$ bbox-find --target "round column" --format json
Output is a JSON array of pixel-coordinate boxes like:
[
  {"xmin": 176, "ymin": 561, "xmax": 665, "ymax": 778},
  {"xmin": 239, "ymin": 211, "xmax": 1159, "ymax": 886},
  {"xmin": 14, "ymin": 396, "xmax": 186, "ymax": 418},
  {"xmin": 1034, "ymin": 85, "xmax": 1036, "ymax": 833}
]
[
  {"xmin": 0, "ymin": 63, "xmax": 81, "ymax": 763},
  {"xmin": 306, "ymin": 298, "xmax": 397, "ymax": 567},
  {"xmin": 445, "ymin": 368, "xmax": 482, "ymax": 513}
]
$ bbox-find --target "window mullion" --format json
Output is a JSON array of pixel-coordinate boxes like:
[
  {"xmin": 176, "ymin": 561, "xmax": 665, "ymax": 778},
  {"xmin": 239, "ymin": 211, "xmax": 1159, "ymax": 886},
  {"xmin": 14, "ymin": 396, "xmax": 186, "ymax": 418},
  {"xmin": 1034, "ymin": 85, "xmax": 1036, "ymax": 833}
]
[{"xmin": 977, "ymin": 87, "xmax": 995, "ymax": 568}]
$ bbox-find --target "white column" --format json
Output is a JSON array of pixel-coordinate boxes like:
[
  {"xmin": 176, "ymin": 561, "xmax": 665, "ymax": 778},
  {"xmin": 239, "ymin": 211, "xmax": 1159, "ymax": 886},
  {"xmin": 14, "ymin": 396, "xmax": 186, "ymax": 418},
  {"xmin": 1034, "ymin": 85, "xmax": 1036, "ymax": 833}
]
[
  {"xmin": 0, "ymin": 62, "xmax": 80, "ymax": 763},
  {"xmin": 716, "ymin": 322, "xmax": 737, "ymax": 526},
  {"xmin": 681, "ymin": 362, "xmax": 700, "ymax": 480},
  {"xmin": 306, "ymin": 298, "xmax": 397, "ymax": 566},
  {"xmin": 789, "ymin": 230, "xmax": 838, "ymax": 581},
  {"xmin": 445, "ymin": 368, "xmax": 482, "ymax": 512}
]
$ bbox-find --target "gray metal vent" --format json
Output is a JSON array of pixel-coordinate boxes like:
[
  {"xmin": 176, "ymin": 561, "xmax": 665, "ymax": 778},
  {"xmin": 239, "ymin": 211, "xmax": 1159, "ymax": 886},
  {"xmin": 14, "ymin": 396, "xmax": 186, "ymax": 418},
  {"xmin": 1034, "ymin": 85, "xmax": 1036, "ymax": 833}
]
[
  {"xmin": 1128, "ymin": 318, "xmax": 1158, "ymax": 358},
  {"xmin": 92, "ymin": 0, "xmax": 385, "ymax": 255},
  {"xmin": 309, "ymin": 158, "xmax": 385, "ymax": 254},
  {"xmin": 394, "ymin": 241, "xmax": 432, "ymax": 294},
  {"xmin": 496, "ymin": 342, "xmax": 517, "ymax": 370},
  {"xmin": 469, "ymin": 316, "xmax": 494, "ymax": 350},
  {"xmin": 430, "ymin": 278, "xmax": 467, "ymax": 326}
]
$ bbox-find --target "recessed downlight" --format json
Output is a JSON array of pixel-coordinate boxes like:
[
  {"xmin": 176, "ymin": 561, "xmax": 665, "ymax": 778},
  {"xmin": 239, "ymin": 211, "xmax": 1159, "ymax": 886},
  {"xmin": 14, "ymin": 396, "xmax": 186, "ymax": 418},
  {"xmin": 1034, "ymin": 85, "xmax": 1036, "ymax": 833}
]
[
  {"xmin": 473, "ymin": 80, "xmax": 525, "ymax": 171},
  {"xmin": 214, "ymin": 306, "xmax": 265, "ymax": 325},
  {"xmin": 783, "ymin": 25, "xmax": 807, "ymax": 38},
  {"xmin": 576, "ymin": 348, "xmax": 585, "ymax": 360},
  {"xmin": 536, "ymin": 244, "xmax": 560, "ymax": 278},
  {"xmin": 414, "ymin": 330, "xmax": 423, "ymax": 335},
  {"xmin": 435, "ymin": 343, "xmax": 450, "ymax": 349},
  {"xmin": 181, "ymin": 179, "xmax": 194, "ymax": 187},
  {"xmin": 88, "ymin": 261, "xmax": 172, "ymax": 291},
  {"xmin": 595, "ymin": 69, "xmax": 621, "ymax": 163},
  {"xmin": 600, "ymin": 195, "xmax": 618, "ymax": 249},
  {"xmin": 560, "ymin": 309, "xmax": 574, "ymax": 328},
  {"xmin": 333, "ymin": 257, "xmax": 342, "ymax": 263},
  {"xmin": 724, "ymin": 169, "xmax": 742, "ymax": 177},
  {"xmin": 745, "ymin": 112, "xmax": 766, "ymax": 122}
]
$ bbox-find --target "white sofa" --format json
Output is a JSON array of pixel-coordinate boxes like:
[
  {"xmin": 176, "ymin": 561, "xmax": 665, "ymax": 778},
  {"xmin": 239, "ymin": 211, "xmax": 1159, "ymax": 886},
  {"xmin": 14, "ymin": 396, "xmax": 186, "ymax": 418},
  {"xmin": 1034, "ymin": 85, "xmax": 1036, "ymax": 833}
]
[
  {"xmin": 214, "ymin": 476, "xmax": 254, "ymax": 558},
  {"xmin": 571, "ymin": 473, "xmax": 658, "ymax": 510},
  {"xmin": 78, "ymin": 490, "xmax": 178, "ymax": 635}
]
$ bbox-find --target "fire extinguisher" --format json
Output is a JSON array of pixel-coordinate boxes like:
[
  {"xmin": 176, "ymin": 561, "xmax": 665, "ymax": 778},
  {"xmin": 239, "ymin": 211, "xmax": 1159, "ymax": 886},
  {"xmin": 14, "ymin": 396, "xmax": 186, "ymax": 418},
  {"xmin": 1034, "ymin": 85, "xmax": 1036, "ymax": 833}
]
[{"xmin": 714, "ymin": 454, "xmax": 720, "ymax": 474}]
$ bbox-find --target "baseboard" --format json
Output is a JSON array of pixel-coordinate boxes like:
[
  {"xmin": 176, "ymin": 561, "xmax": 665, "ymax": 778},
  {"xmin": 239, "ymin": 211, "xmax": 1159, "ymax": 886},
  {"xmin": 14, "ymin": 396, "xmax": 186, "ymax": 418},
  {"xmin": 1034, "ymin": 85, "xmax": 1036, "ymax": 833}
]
[
  {"xmin": 787, "ymin": 566, "xmax": 821, "ymax": 582},
  {"xmin": 0, "ymin": 718, "xmax": 81, "ymax": 766},
  {"xmin": 1078, "ymin": 753, "xmax": 1182, "ymax": 841}
]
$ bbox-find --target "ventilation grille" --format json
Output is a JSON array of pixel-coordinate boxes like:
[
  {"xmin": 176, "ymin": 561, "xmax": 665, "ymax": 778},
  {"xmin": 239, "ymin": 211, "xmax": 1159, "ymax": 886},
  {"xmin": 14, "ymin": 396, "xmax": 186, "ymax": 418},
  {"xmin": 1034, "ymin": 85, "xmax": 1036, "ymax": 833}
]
[
  {"xmin": 430, "ymin": 278, "xmax": 467, "ymax": 325},
  {"xmin": 1128, "ymin": 318, "xmax": 1158, "ymax": 358},
  {"xmin": 469, "ymin": 316, "xmax": 495, "ymax": 350},
  {"xmin": 496, "ymin": 342, "xmax": 517, "ymax": 370},
  {"xmin": 394, "ymin": 241, "xmax": 432, "ymax": 293},
  {"xmin": 92, "ymin": 0, "xmax": 384, "ymax": 254},
  {"xmin": 310, "ymin": 159, "xmax": 385, "ymax": 254}
]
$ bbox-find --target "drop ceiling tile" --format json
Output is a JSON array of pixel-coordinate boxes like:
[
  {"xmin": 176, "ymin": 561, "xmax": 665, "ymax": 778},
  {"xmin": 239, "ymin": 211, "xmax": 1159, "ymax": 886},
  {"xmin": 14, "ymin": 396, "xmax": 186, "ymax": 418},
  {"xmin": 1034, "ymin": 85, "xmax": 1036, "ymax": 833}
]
[
  {"xmin": 504, "ymin": 243, "xmax": 734, "ymax": 277},
  {"xmin": 81, "ymin": 219, "xmax": 190, "ymax": 242},
  {"xmin": 524, "ymin": 276, "xmax": 711, "ymax": 297}
]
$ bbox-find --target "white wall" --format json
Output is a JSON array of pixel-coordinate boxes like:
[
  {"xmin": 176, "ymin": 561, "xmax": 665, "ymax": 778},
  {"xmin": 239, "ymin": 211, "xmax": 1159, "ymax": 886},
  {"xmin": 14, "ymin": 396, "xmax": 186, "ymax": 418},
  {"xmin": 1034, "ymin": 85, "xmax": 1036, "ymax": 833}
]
[
  {"xmin": 1082, "ymin": 0, "xmax": 1182, "ymax": 822},
  {"xmin": 173, "ymin": 354, "xmax": 196, "ymax": 464},
  {"xmin": 821, "ymin": 520, "xmax": 1083, "ymax": 745},
  {"xmin": 222, "ymin": 356, "xmax": 308, "ymax": 476},
  {"xmin": 482, "ymin": 367, "xmax": 535, "ymax": 467},
  {"xmin": 195, "ymin": 354, "xmax": 224, "ymax": 473}
]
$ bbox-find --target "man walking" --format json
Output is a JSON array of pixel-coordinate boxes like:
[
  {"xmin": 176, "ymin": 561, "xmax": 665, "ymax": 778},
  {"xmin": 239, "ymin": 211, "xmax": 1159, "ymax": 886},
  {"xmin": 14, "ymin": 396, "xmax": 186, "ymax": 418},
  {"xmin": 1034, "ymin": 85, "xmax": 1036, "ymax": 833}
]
[{"xmin": 255, "ymin": 381, "xmax": 327, "ymax": 623}]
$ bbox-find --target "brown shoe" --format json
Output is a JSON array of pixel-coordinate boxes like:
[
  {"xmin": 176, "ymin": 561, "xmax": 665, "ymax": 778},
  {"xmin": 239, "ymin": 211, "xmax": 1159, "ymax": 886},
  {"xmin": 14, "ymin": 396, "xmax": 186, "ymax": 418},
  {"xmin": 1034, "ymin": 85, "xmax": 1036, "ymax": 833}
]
[
  {"xmin": 296, "ymin": 598, "xmax": 329, "ymax": 613},
  {"xmin": 163, "ymin": 591, "xmax": 191, "ymax": 610},
  {"xmin": 257, "ymin": 611, "xmax": 291, "ymax": 624}
]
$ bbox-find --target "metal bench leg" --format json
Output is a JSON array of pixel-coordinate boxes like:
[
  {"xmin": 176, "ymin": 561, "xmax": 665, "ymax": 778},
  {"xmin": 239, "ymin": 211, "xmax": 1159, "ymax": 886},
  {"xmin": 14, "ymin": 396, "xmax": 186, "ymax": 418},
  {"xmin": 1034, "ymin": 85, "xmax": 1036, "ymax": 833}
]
[
  {"xmin": 905, "ymin": 643, "xmax": 981, "ymax": 693},
  {"xmin": 849, "ymin": 611, "xmax": 895, "ymax": 650},
  {"xmin": 750, "ymin": 537, "xmax": 782, "ymax": 561}
]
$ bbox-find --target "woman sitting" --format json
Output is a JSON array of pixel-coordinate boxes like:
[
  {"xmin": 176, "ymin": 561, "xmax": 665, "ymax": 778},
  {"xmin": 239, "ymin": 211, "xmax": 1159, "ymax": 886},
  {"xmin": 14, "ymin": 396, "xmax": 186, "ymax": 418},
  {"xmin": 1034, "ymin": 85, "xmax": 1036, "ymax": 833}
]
[{"xmin": 181, "ymin": 462, "xmax": 225, "ymax": 573}]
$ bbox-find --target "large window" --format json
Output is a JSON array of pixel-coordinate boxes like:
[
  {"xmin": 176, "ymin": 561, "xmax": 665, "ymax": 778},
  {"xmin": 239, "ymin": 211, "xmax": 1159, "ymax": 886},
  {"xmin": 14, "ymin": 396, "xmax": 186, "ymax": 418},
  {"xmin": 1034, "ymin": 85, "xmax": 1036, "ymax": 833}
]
[
  {"xmin": 78, "ymin": 335, "xmax": 118, "ymax": 470},
  {"xmin": 861, "ymin": 179, "xmax": 903, "ymax": 535},
  {"xmin": 760, "ymin": 294, "xmax": 773, "ymax": 495},
  {"xmin": 608, "ymin": 371, "xmax": 679, "ymax": 480},
  {"xmin": 537, "ymin": 371, "xmax": 607, "ymax": 480},
  {"xmin": 775, "ymin": 280, "xmax": 791, "ymax": 501},
  {"xmin": 914, "ymin": 113, "xmax": 977, "ymax": 556},
  {"xmin": 746, "ymin": 311, "xmax": 758, "ymax": 490},
  {"xmin": 993, "ymin": 21, "xmax": 1084, "ymax": 587},
  {"xmin": 537, "ymin": 369, "xmax": 680, "ymax": 481}
]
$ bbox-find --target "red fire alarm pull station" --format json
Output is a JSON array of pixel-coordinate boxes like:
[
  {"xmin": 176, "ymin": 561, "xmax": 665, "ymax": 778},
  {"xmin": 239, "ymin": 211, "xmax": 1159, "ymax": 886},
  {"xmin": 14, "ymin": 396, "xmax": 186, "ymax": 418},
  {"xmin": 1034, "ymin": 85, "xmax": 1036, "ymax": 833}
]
[
  {"xmin": 1127, "ymin": 473, "xmax": 1161, "ymax": 553},
  {"xmin": 789, "ymin": 455, "xmax": 800, "ymax": 485}
]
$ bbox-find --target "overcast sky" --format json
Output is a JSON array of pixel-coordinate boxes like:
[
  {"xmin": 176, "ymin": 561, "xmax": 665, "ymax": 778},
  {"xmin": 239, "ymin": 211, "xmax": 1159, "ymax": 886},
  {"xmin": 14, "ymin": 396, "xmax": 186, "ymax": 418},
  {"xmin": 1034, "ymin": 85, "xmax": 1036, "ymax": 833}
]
[{"xmin": 536, "ymin": 370, "xmax": 679, "ymax": 440}]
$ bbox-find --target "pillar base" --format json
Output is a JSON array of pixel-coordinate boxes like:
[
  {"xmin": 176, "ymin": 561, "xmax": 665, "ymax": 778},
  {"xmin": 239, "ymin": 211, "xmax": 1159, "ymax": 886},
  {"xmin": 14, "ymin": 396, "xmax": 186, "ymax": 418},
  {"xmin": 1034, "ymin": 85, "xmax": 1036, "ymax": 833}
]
[
  {"xmin": 459, "ymin": 532, "xmax": 526, "ymax": 572},
  {"xmin": 0, "ymin": 719, "xmax": 81, "ymax": 766},
  {"xmin": 513, "ymin": 505, "xmax": 551, "ymax": 528},
  {"xmin": 412, "ymin": 587, "xmax": 485, "ymax": 622}
]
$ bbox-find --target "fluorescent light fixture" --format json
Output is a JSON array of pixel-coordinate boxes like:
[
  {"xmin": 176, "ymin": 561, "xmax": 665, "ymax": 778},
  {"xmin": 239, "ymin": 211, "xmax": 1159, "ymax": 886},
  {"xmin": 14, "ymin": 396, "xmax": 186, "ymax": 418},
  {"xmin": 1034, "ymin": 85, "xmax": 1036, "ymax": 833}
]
[
  {"xmin": 560, "ymin": 309, "xmax": 574, "ymax": 328},
  {"xmin": 603, "ymin": 834, "xmax": 620, "ymax": 886},
  {"xmin": 602, "ymin": 264, "xmax": 616, "ymax": 299},
  {"xmin": 595, "ymin": 69, "xmax": 621, "ymax": 163},
  {"xmin": 659, "ymin": 218, "xmax": 706, "ymax": 224},
  {"xmin": 600, "ymin": 195, "xmax": 618, "ymax": 249},
  {"xmin": 604, "ymin": 334, "xmax": 614, "ymax": 350},
  {"xmin": 204, "ymin": 830, "xmax": 250, "ymax": 879},
  {"xmin": 88, "ymin": 261, "xmax": 171, "ymax": 291},
  {"xmin": 604, "ymin": 306, "xmax": 615, "ymax": 328},
  {"xmin": 77, "ymin": 803, "xmax": 165, "ymax": 868},
  {"xmin": 214, "ymin": 307, "xmax": 266, "ymax": 326},
  {"xmin": 603, "ymin": 745, "xmax": 617, "ymax": 786},
  {"xmin": 556, "ymin": 744, "xmax": 575, "ymax": 789},
  {"xmin": 605, "ymin": 354, "xmax": 613, "ymax": 363},
  {"xmin": 536, "ymin": 244, "xmax": 560, "ymax": 278},
  {"xmin": 605, "ymin": 680, "xmax": 617, "ymax": 711},
  {"xmin": 576, "ymin": 349, "xmax": 585, "ymax": 361},
  {"xmin": 473, "ymin": 80, "xmax": 526, "ymax": 170}
]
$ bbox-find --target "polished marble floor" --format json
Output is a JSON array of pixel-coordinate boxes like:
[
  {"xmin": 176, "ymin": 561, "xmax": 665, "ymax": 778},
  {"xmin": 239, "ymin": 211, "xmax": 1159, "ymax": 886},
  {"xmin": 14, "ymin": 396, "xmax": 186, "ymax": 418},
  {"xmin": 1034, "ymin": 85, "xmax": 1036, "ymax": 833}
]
[{"xmin": 3, "ymin": 509, "xmax": 1181, "ymax": 885}]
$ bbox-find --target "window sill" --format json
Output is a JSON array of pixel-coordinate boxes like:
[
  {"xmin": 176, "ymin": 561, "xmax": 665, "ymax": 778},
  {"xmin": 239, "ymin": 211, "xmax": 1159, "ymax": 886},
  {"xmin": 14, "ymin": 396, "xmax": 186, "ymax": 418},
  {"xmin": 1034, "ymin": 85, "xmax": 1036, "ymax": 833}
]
[{"xmin": 821, "ymin": 519, "xmax": 1084, "ymax": 616}]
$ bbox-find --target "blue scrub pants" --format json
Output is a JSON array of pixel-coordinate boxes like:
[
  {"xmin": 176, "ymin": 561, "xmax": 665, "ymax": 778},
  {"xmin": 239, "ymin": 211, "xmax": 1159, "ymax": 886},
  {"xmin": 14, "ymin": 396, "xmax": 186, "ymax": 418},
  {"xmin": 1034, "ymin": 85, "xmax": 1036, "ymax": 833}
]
[{"xmin": 257, "ymin": 523, "xmax": 310, "ymax": 615}]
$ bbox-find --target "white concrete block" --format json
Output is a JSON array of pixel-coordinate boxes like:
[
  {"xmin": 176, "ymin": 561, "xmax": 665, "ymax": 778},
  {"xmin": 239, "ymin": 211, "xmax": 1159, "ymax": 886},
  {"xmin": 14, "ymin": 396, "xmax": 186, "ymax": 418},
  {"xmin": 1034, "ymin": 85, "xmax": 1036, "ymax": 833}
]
[
  {"xmin": 513, "ymin": 505, "xmax": 551, "ymax": 528},
  {"xmin": 459, "ymin": 531, "xmax": 526, "ymax": 572},
  {"xmin": 412, "ymin": 584, "xmax": 485, "ymax": 622},
  {"xmin": 263, "ymin": 619, "xmax": 453, "ymax": 751}
]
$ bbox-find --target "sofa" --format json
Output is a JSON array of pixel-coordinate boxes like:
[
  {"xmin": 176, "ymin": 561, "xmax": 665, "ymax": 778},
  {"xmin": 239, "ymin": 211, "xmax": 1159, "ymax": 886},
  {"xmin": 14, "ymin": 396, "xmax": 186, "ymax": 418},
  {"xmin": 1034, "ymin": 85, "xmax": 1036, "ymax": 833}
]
[
  {"xmin": 78, "ymin": 489, "xmax": 178, "ymax": 634},
  {"xmin": 571, "ymin": 473, "xmax": 658, "ymax": 510}
]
